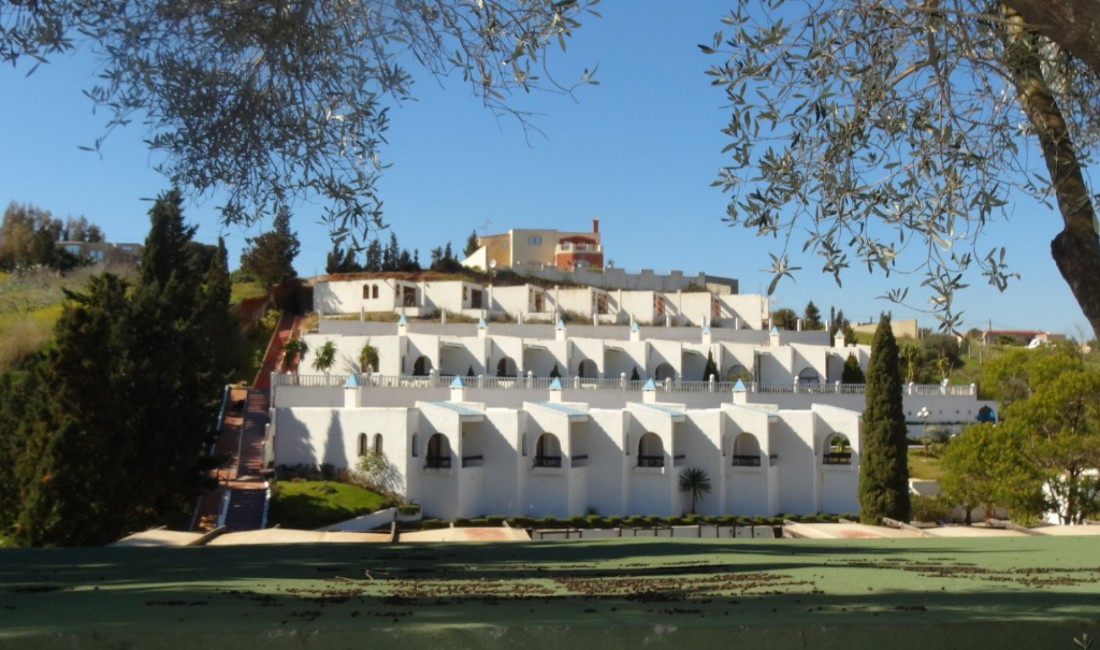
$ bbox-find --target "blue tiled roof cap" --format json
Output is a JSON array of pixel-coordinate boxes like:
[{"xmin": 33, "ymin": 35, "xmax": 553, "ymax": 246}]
[
  {"xmin": 733, "ymin": 379, "xmax": 747, "ymax": 392},
  {"xmin": 450, "ymin": 376, "xmax": 464, "ymax": 388},
  {"xmin": 642, "ymin": 378, "xmax": 656, "ymax": 390},
  {"xmin": 345, "ymin": 374, "xmax": 361, "ymax": 387}
]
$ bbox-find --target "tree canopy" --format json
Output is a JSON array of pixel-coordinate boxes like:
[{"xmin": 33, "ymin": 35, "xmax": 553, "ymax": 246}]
[
  {"xmin": 0, "ymin": 189, "xmax": 234, "ymax": 545},
  {"xmin": 1, "ymin": 1, "xmax": 599, "ymax": 244},
  {"xmin": 708, "ymin": 1, "xmax": 1100, "ymax": 336},
  {"xmin": 240, "ymin": 207, "xmax": 300, "ymax": 286}
]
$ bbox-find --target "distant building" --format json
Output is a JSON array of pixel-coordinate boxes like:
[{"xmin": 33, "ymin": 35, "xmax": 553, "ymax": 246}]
[
  {"xmin": 981, "ymin": 329, "xmax": 1065, "ymax": 347},
  {"xmin": 851, "ymin": 318, "xmax": 920, "ymax": 340},
  {"xmin": 59, "ymin": 241, "xmax": 143, "ymax": 267},
  {"xmin": 465, "ymin": 219, "xmax": 604, "ymax": 272}
]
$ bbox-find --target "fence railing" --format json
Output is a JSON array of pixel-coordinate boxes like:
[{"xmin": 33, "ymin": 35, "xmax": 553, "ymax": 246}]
[
  {"xmin": 271, "ymin": 372, "xmax": 977, "ymax": 397},
  {"xmin": 731, "ymin": 454, "xmax": 762, "ymax": 467}
]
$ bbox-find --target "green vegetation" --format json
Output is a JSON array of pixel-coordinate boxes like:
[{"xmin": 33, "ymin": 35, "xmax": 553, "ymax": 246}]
[
  {"xmin": 943, "ymin": 343, "xmax": 1100, "ymax": 525},
  {"xmin": 678, "ymin": 467, "xmax": 712, "ymax": 514},
  {"xmin": 0, "ymin": 537, "xmax": 1099, "ymax": 648},
  {"xmin": 907, "ymin": 448, "xmax": 947, "ymax": 482},
  {"xmin": 267, "ymin": 480, "xmax": 391, "ymax": 530},
  {"xmin": 228, "ymin": 280, "xmax": 266, "ymax": 304},
  {"xmin": 859, "ymin": 314, "xmax": 910, "ymax": 524},
  {"xmin": 0, "ymin": 191, "xmax": 235, "ymax": 546},
  {"xmin": 709, "ymin": 2, "xmax": 1100, "ymax": 336},
  {"xmin": 239, "ymin": 207, "xmax": 299, "ymax": 287}
]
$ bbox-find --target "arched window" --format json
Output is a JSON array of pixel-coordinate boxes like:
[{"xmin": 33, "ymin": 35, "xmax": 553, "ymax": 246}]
[
  {"xmin": 637, "ymin": 432, "xmax": 664, "ymax": 467},
  {"xmin": 731, "ymin": 433, "xmax": 762, "ymax": 467},
  {"xmin": 413, "ymin": 356, "xmax": 432, "ymax": 376},
  {"xmin": 426, "ymin": 434, "xmax": 451, "ymax": 468},
  {"xmin": 823, "ymin": 433, "xmax": 852, "ymax": 465},
  {"xmin": 496, "ymin": 357, "xmax": 516, "ymax": 377},
  {"xmin": 534, "ymin": 434, "xmax": 562, "ymax": 468},
  {"xmin": 798, "ymin": 367, "xmax": 821, "ymax": 385},
  {"xmin": 362, "ymin": 285, "xmax": 370, "ymax": 299},
  {"xmin": 654, "ymin": 363, "xmax": 676, "ymax": 381},
  {"xmin": 357, "ymin": 433, "xmax": 368, "ymax": 456},
  {"xmin": 725, "ymin": 364, "xmax": 750, "ymax": 382},
  {"xmin": 372, "ymin": 284, "xmax": 379, "ymax": 299},
  {"xmin": 411, "ymin": 433, "xmax": 419, "ymax": 457},
  {"xmin": 577, "ymin": 359, "xmax": 597, "ymax": 378},
  {"xmin": 372, "ymin": 433, "xmax": 383, "ymax": 454}
]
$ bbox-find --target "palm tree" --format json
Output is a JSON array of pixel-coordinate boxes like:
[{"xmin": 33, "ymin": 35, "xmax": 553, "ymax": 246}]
[
  {"xmin": 678, "ymin": 467, "xmax": 712, "ymax": 514},
  {"xmin": 281, "ymin": 337, "xmax": 308, "ymax": 373},
  {"xmin": 312, "ymin": 339, "xmax": 336, "ymax": 373},
  {"xmin": 358, "ymin": 340, "xmax": 379, "ymax": 373}
]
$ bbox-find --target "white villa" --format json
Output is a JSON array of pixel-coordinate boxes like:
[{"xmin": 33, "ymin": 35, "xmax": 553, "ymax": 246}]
[{"xmin": 265, "ymin": 275, "xmax": 993, "ymax": 520}]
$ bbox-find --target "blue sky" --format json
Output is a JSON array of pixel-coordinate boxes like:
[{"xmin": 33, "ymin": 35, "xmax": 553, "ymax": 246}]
[{"xmin": 0, "ymin": 2, "xmax": 1088, "ymax": 336}]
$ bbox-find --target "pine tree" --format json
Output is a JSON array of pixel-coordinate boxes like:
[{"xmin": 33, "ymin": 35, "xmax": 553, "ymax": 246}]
[
  {"xmin": 239, "ymin": 206, "xmax": 299, "ymax": 286},
  {"xmin": 364, "ymin": 239, "xmax": 383, "ymax": 271},
  {"xmin": 859, "ymin": 314, "xmax": 911, "ymax": 524},
  {"xmin": 464, "ymin": 230, "xmax": 480, "ymax": 258},
  {"xmin": 803, "ymin": 301, "xmax": 824, "ymax": 330}
]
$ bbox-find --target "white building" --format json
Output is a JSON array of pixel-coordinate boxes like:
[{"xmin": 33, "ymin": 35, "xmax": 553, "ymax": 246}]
[
  {"xmin": 265, "ymin": 317, "xmax": 992, "ymax": 520},
  {"xmin": 313, "ymin": 276, "xmax": 770, "ymax": 329}
]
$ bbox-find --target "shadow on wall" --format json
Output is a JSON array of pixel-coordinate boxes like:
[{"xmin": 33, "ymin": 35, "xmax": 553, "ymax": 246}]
[
  {"xmin": 325, "ymin": 410, "xmax": 348, "ymax": 467},
  {"xmin": 273, "ymin": 409, "xmax": 320, "ymax": 469}
]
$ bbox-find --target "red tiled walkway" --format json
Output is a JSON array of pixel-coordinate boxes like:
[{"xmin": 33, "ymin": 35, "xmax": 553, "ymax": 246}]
[
  {"xmin": 194, "ymin": 312, "xmax": 302, "ymax": 533},
  {"xmin": 252, "ymin": 314, "xmax": 302, "ymax": 390},
  {"xmin": 192, "ymin": 388, "xmax": 271, "ymax": 532}
]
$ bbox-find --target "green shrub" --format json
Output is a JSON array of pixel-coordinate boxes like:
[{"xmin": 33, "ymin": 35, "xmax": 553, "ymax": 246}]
[
  {"xmin": 420, "ymin": 518, "xmax": 448, "ymax": 530},
  {"xmin": 911, "ymin": 495, "xmax": 950, "ymax": 523},
  {"xmin": 453, "ymin": 517, "xmax": 471, "ymax": 527},
  {"xmin": 569, "ymin": 515, "xmax": 588, "ymax": 529},
  {"xmin": 485, "ymin": 515, "xmax": 505, "ymax": 526},
  {"xmin": 508, "ymin": 516, "xmax": 535, "ymax": 529},
  {"xmin": 398, "ymin": 503, "xmax": 421, "ymax": 516}
]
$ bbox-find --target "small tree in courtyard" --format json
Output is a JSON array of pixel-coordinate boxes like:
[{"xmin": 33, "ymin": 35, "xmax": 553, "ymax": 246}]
[
  {"xmin": 312, "ymin": 340, "xmax": 337, "ymax": 374},
  {"xmin": 358, "ymin": 340, "xmax": 379, "ymax": 373},
  {"xmin": 702, "ymin": 351, "xmax": 719, "ymax": 382},
  {"xmin": 859, "ymin": 314, "xmax": 910, "ymax": 524},
  {"xmin": 841, "ymin": 354, "xmax": 865, "ymax": 384},
  {"xmin": 281, "ymin": 338, "xmax": 308, "ymax": 374},
  {"xmin": 679, "ymin": 467, "xmax": 712, "ymax": 515}
]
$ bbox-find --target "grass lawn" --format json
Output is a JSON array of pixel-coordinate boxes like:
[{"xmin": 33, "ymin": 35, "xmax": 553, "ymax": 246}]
[
  {"xmin": 229, "ymin": 280, "xmax": 267, "ymax": 304},
  {"xmin": 267, "ymin": 480, "xmax": 391, "ymax": 529},
  {"xmin": 0, "ymin": 536, "xmax": 1098, "ymax": 649},
  {"xmin": 908, "ymin": 447, "xmax": 947, "ymax": 481}
]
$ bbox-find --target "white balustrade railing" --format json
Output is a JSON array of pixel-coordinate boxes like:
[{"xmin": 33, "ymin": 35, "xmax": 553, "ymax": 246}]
[{"xmin": 270, "ymin": 372, "xmax": 977, "ymax": 397}]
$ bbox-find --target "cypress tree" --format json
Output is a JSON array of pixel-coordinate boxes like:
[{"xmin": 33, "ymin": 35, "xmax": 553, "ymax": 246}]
[
  {"xmin": 702, "ymin": 351, "xmax": 719, "ymax": 381},
  {"xmin": 841, "ymin": 354, "xmax": 866, "ymax": 383},
  {"xmin": 858, "ymin": 314, "xmax": 910, "ymax": 524}
]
